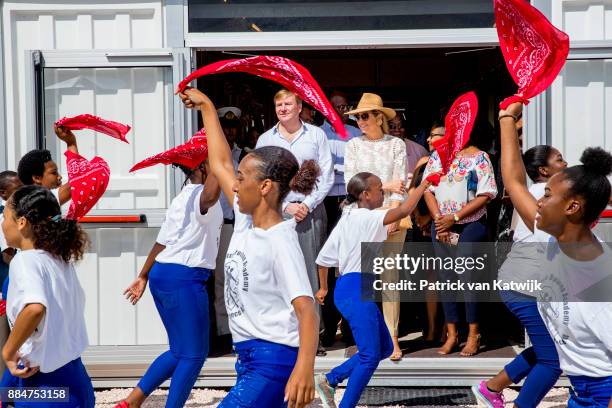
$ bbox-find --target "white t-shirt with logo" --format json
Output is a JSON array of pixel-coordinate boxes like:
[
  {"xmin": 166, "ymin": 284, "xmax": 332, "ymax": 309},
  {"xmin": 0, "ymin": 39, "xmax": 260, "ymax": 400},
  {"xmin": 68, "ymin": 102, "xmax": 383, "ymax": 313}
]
[
  {"xmin": 7, "ymin": 250, "xmax": 88, "ymax": 373},
  {"xmin": 224, "ymin": 197, "xmax": 313, "ymax": 347},
  {"xmin": 156, "ymin": 184, "xmax": 223, "ymax": 270},
  {"xmin": 537, "ymin": 239, "xmax": 612, "ymax": 377},
  {"xmin": 317, "ymin": 207, "xmax": 388, "ymax": 275}
]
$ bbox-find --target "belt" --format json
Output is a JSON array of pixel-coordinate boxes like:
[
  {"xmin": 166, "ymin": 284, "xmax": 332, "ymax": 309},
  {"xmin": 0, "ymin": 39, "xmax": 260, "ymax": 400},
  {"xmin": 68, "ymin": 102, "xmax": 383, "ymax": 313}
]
[{"xmin": 223, "ymin": 218, "xmax": 234, "ymax": 225}]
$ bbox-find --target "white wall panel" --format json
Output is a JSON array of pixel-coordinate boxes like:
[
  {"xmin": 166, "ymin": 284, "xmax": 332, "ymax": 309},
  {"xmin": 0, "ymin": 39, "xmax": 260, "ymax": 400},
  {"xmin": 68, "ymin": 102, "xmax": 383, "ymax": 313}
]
[
  {"xmin": 2, "ymin": 1, "xmax": 164, "ymax": 168},
  {"xmin": 553, "ymin": 0, "xmax": 612, "ymax": 41},
  {"xmin": 551, "ymin": 60, "xmax": 612, "ymax": 166},
  {"xmin": 79, "ymin": 228, "xmax": 165, "ymax": 346}
]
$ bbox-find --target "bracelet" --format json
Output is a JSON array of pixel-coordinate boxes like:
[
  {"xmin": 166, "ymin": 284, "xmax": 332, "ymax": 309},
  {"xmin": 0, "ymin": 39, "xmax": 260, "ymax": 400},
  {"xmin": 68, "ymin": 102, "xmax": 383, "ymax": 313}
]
[{"xmin": 498, "ymin": 114, "xmax": 518, "ymax": 122}]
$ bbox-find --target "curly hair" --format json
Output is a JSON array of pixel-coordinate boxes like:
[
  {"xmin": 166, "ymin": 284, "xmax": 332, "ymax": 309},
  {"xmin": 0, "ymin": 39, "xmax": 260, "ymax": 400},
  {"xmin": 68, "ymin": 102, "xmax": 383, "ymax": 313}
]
[
  {"xmin": 249, "ymin": 146, "xmax": 320, "ymax": 205},
  {"xmin": 17, "ymin": 149, "xmax": 53, "ymax": 185},
  {"xmin": 9, "ymin": 185, "xmax": 88, "ymax": 262}
]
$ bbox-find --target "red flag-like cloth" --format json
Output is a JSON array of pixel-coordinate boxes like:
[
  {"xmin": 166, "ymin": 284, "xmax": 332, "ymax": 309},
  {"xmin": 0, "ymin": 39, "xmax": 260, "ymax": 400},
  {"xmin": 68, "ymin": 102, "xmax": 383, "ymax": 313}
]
[
  {"xmin": 65, "ymin": 150, "xmax": 110, "ymax": 220},
  {"xmin": 496, "ymin": 0, "xmax": 570, "ymax": 109},
  {"xmin": 55, "ymin": 114, "xmax": 131, "ymax": 143},
  {"xmin": 433, "ymin": 92, "xmax": 479, "ymax": 174},
  {"xmin": 176, "ymin": 55, "xmax": 348, "ymax": 139},
  {"xmin": 130, "ymin": 128, "xmax": 208, "ymax": 172}
]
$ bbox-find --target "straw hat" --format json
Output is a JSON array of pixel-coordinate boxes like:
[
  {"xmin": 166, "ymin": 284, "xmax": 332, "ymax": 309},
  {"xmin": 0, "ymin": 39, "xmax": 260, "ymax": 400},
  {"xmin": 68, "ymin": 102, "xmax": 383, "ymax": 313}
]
[{"xmin": 346, "ymin": 93, "xmax": 396, "ymax": 120}]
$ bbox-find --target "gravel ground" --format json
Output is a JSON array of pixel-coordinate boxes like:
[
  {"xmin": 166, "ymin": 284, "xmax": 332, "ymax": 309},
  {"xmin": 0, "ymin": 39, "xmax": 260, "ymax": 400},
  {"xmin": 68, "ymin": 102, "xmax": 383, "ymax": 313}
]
[{"xmin": 94, "ymin": 386, "xmax": 570, "ymax": 407}]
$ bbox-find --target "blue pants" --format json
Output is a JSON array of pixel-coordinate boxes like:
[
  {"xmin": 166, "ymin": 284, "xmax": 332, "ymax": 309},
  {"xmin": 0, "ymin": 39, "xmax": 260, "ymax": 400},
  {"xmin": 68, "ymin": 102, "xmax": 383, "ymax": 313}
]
[
  {"xmin": 501, "ymin": 290, "xmax": 561, "ymax": 408},
  {"xmin": 2, "ymin": 274, "xmax": 9, "ymax": 302},
  {"xmin": 219, "ymin": 339, "xmax": 298, "ymax": 408},
  {"xmin": 137, "ymin": 262, "xmax": 211, "ymax": 408},
  {"xmin": 432, "ymin": 219, "xmax": 487, "ymax": 323},
  {"xmin": 568, "ymin": 375, "xmax": 612, "ymax": 407},
  {"xmin": 326, "ymin": 273, "xmax": 393, "ymax": 408},
  {"xmin": 13, "ymin": 358, "xmax": 94, "ymax": 407}
]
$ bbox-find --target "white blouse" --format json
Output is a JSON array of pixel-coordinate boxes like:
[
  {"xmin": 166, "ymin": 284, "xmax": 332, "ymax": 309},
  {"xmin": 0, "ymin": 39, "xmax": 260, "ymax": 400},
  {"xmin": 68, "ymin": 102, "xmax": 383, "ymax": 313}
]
[{"xmin": 344, "ymin": 135, "xmax": 407, "ymax": 207}]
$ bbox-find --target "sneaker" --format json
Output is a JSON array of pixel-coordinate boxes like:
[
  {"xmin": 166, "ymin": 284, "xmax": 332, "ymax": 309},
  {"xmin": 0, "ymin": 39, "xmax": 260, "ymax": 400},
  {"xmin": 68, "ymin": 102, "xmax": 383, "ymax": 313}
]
[
  {"xmin": 471, "ymin": 381, "xmax": 505, "ymax": 408},
  {"xmin": 314, "ymin": 374, "xmax": 337, "ymax": 408}
]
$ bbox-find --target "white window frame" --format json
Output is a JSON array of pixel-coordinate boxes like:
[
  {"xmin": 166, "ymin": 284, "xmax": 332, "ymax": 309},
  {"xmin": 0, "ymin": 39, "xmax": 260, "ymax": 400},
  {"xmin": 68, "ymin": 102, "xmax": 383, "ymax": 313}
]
[
  {"xmin": 25, "ymin": 48, "xmax": 193, "ymax": 227},
  {"xmin": 186, "ymin": 27, "xmax": 498, "ymax": 50}
]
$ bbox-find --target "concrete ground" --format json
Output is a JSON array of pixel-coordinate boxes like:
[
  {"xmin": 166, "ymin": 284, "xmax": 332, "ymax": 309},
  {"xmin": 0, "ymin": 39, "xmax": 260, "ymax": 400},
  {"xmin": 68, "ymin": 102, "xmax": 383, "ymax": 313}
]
[{"xmin": 94, "ymin": 386, "xmax": 570, "ymax": 407}]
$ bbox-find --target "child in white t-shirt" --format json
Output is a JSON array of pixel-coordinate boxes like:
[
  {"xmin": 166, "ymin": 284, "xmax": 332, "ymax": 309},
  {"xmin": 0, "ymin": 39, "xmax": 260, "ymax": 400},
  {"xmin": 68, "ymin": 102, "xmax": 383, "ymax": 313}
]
[
  {"xmin": 474, "ymin": 144, "xmax": 567, "ymax": 408},
  {"xmin": 1, "ymin": 185, "xmax": 93, "ymax": 407},
  {"xmin": 180, "ymin": 88, "xmax": 319, "ymax": 408},
  {"xmin": 494, "ymin": 102, "xmax": 612, "ymax": 408},
  {"xmin": 313, "ymin": 172, "xmax": 430, "ymax": 408},
  {"xmin": 117, "ymin": 160, "xmax": 222, "ymax": 408}
]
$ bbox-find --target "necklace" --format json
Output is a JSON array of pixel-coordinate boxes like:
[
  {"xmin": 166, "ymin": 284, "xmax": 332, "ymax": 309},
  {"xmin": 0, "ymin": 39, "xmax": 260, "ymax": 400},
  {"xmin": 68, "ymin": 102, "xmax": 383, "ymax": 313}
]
[{"xmin": 363, "ymin": 134, "xmax": 386, "ymax": 142}]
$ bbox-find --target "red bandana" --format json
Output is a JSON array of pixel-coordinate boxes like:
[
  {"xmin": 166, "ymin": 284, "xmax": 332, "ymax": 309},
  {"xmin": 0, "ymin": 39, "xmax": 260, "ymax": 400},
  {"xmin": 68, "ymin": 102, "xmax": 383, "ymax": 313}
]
[
  {"xmin": 426, "ymin": 173, "xmax": 442, "ymax": 187},
  {"xmin": 130, "ymin": 129, "xmax": 208, "ymax": 172},
  {"xmin": 433, "ymin": 92, "xmax": 479, "ymax": 174},
  {"xmin": 496, "ymin": 0, "xmax": 570, "ymax": 109},
  {"xmin": 65, "ymin": 150, "xmax": 110, "ymax": 220},
  {"xmin": 55, "ymin": 114, "xmax": 131, "ymax": 143},
  {"xmin": 176, "ymin": 55, "xmax": 348, "ymax": 139}
]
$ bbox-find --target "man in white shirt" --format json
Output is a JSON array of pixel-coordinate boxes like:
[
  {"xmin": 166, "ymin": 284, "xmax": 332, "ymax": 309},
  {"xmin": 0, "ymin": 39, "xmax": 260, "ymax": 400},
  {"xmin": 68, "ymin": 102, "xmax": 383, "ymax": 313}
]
[
  {"xmin": 213, "ymin": 107, "xmax": 243, "ymax": 352},
  {"xmin": 320, "ymin": 91, "xmax": 361, "ymax": 347},
  {"xmin": 256, "ymin": 90, "xmax": 333, "ymax": 353}
]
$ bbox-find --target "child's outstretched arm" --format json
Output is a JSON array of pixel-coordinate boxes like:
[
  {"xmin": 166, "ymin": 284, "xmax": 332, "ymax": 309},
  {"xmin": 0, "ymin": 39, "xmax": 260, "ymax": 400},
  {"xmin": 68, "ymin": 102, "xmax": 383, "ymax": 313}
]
[
  {"xmin": 383, "ymin": 179, "xmax": 431, "ymax": 226},
  {"xmin": 54, "ymin": 125, "xmax": 78, "ymax": 205}
]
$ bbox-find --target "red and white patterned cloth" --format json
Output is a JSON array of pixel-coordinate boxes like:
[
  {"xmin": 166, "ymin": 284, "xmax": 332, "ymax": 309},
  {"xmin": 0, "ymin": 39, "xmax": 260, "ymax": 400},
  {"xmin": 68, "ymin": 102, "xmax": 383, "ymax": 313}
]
[
  {"xmin": 495, "ymin": 0, "xmax": 570, "ymax": 109},
  {"xmin": 55, "ymin": 114, "xmax": 131, "ymax": 143},
  {"xmin": 130, "ymin": 128, "xmax": 208, "ymax": 172},
  {"xmin": 65, "ymin": 150, "xmax": 110, "ymax": 220},
  {"xmin": 176, "ymin": 55, "xmax": 348, "ymax": 139},
  {"xmin": 433, "ymin": 91, "xmax": 479, "ymax": 174}
]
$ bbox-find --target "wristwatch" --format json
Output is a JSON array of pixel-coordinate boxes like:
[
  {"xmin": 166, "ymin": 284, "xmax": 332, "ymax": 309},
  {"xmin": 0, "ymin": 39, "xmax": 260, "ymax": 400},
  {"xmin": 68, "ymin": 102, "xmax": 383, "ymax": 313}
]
[{"xmin": 453, "ymin": 214, "xmax": 460, "ymax": 222}]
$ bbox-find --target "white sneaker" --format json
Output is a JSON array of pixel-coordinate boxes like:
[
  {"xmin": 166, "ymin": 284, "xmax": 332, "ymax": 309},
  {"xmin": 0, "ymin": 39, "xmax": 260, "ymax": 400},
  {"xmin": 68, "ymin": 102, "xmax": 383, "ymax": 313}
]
[{"xmin": 314, "ymin": 373, "xmax": 337, "ymax": 408}]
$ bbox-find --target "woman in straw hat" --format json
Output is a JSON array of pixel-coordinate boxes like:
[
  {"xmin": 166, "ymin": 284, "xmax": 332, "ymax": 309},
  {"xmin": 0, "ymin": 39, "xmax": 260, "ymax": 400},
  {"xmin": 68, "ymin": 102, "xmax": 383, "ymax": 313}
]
[{"xmin": 342, "ymin": 93, "xmax": 407, "ymax": 361}]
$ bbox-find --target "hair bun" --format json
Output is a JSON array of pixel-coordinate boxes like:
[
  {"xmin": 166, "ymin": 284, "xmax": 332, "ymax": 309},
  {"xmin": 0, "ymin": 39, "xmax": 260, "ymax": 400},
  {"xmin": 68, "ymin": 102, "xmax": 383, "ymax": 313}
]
[
  {"xmin": 289, "ymin": 160, "xmax": 320, "ymax": 195},
  {"xmin": 580, "ymin": 147, "xmax": 612, "ymax": 177}
]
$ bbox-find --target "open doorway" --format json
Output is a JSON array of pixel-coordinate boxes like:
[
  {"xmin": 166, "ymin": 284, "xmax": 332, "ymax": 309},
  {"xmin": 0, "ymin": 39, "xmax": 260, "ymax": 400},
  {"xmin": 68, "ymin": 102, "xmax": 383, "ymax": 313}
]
[{"xmin": 196, "ymin": 47, "xmax": 523, "ymax": 359}]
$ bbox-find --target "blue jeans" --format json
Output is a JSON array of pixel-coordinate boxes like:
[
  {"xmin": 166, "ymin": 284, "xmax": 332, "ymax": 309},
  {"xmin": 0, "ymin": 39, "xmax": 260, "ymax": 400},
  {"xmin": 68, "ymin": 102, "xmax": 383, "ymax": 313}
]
[
  {"xmin": 137, "ymin": 262, "xmax": 211, "ymax": 408},
  {"xmin": 219, "ymin": 339, "xmax": 298, "ymax": 408},
  {"xmin": 568, "ymin": 375, "xmax": 612, "ymax": 407},
  {"xmin": 432, "ymin": 219, "xmax": 487, "ymax": 323},
  {"xmin": 326, "ymin": 273, "xmax": 393, "ymax": 408},
  {"xmin": 13, "ymin": 358, "xmax": 94, "ymax": 407},
  {"xmin": 501, "ymin": 290, "xmax": 561, "ymax": 408}
]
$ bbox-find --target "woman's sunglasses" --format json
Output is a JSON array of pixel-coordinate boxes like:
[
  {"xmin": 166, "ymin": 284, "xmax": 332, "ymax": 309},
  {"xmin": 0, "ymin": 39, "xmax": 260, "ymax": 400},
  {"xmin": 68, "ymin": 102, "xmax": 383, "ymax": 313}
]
[{"xmin": 354, "ymin": 112, "xmax": 372, "ymax": 121}]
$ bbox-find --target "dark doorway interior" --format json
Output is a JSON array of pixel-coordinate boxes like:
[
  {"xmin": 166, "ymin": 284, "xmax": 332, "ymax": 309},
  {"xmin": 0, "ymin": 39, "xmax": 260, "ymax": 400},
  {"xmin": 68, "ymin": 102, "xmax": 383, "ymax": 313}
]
[{"xmin": 197, "ymin": 47, "xmax": 523, "ymax": 358}]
